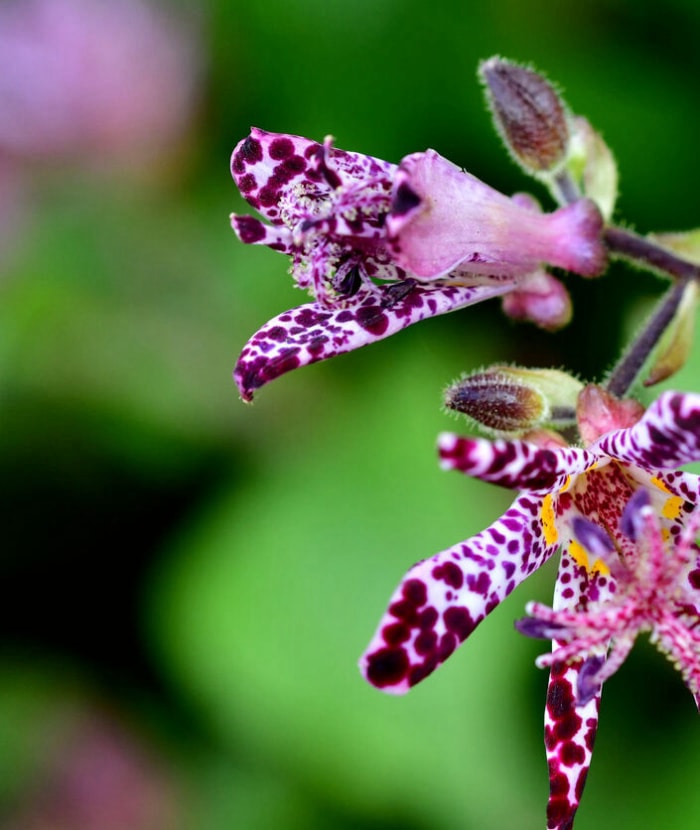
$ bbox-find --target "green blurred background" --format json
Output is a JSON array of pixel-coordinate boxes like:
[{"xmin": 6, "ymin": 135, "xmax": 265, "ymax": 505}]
[{"xmin": 2, "ymin": 1, "xmax": 700, "ymax": 828}]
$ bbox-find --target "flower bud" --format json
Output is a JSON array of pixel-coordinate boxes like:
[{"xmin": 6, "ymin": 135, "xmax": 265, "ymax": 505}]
[
  {"xmin": 501, "ymin": 269, "xmax": 572, "ymax": 330},
  {"xmin": 444, "ymin": 366, "xmax": 582, "ymax": 436},
  {"xmin": 576, "ymin": 385, "xmax": 644, "ymax": 445},
  {"xmin": 479, "ymin": 56, "xmax": 569, "ymax": 175}
]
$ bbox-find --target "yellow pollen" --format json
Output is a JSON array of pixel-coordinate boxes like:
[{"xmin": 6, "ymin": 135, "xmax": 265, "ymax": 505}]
[
  {"xmin": 661, "ymin": 495, "xmax": 684, "ymax": 521},
  {"xmin": 651, "ymin": 476, "xmax": 672, "ymax": 494},
  {"xmin": 559, "ymin": 475, "xmax": 571, "ymax": 493},
  {"xmin": 541, "ymin": 494, "xmax": 558, "ymax": 546},
  {"xmin": 569, "ymin": 540, "xmax": 610, "ymax": 575}
]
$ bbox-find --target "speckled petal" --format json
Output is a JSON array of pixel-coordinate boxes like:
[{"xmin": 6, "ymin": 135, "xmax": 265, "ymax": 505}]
[
  {"xmin": 360, "ymin": 492, "xmax": 560, "ymax": 693},
  {"xmin": 596, "ymin": 391, "xmax": 700, "ymax": 469},
  {"xmin": 234, "ymin": 280, "xmax": 513, "ymax": 401},
  {"xmin": 437, "ymin": 433, "xmax": 597, "ymax": 492},
  {"xmin": 544, "ymin": 660, "xmax": 599, "ymax": 830},
  {"xmin": 231, "ymin": 127, "xmax": 396, "ymax": 226},
  {"xmin": 543, "ymin": 547, "xmax": 606, "ymax": 830},
  {"xmin": 230, "ymin": 213, "xmax": 293, "ymax": 251}
]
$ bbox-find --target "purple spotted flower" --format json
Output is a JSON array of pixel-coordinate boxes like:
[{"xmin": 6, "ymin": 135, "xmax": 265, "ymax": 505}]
[
  {"xmin": 230, "ymin": 130, "xmax": 604, "ymax": 400},
  {"xmin": 360, "ymin": 389, "xmax": 700, "ymax": 830},
  {"xmin": 518, "ymin": 487, "xmax": 700, "ymax": 707}
]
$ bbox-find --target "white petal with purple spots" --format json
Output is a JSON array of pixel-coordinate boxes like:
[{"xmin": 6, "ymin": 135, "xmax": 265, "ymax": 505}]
[{"xmin": 234, "ymin": 280, "xmax": 514, "ymax": 401}]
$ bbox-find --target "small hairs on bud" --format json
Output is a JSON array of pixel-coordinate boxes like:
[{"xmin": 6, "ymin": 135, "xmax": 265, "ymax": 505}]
[
  {"xmin": 480, "ymin": 56, "xmax": 569, "ymax": 175},
  {"xmin": 445, "ymin": 365, "xmax": 582, "ymax": 437},
  {"xmin": 445, "ymin": 369, "xmax": 545, "ymax": 435}
]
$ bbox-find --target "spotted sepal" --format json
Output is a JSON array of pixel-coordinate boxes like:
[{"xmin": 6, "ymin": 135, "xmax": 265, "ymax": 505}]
[
  {"xmin": 544, "ymin": 660, "xmax": 600, "ymax": 830},
  {"xmin": 596, "ymin": 391, "xmax": 700, "ymax": 469},
  {"xmin": 359, "ymin": 491, "xmax": 561, "ymax": 694},
  {"xmin": 437, "ymin": 432, "xmax": 597, "ymax": 493},
  {"xmin": 231, "ymin": 127, "xmax": 396, "ymax": 227},
  {"xmin": 234, "ymin": 280, "xmax": 513, "ymax": 401}
]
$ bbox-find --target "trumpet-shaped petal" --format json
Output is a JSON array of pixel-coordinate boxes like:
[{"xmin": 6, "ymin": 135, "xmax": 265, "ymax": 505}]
[
  {"xmin": 361, "ymin": 390, "xmax": 700, "ymax": 829},
  {"xmin": 386, "ymin": 150, "xmax": 606, "ymax": 279}
]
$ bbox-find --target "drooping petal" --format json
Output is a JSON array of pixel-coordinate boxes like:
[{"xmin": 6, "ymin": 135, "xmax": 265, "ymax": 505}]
[
  {"xmin": 360, "ymin": 492, "xmax": 561, "ymax": 694},
  {"xmin": 234, "ymin": 280, "xmax": 514, "ymax": 401},
  {"xmin": 596, "ymin": 390, "xmax": 700, "ymax": 469},
  {"xmin": 386, "ymin": 149, "xmax": 606, "ymax": 279},
  {"xmin": 543, "ymin": 546, "xmax": 606, "ymax": 830},
  {"xmin": 437, "ymin": 432, "xmax": 596, "ymax": 492}
]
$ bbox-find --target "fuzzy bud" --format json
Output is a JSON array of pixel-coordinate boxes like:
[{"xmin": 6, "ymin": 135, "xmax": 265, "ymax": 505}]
[
  {"xmin": 444, "ymin": 365, "xmax": 582, "ymax": 436},
  {"xmin": 479, "ymin": 56, "xmax": 569, "ymax": 175}
]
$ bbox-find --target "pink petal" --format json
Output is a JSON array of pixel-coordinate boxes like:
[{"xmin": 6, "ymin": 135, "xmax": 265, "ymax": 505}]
[{"xmin": 386, "ymin": 149, "xmax": 605, "ymax": 279}]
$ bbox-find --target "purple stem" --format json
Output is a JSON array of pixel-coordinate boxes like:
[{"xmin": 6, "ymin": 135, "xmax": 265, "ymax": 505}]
[
  {"xmin": 605, "ymin": 277, "xmax": 690, "ymax": 398},
  {"xmin": 604, "ymin": 226, "xmax": 700, "ymax": 281}
]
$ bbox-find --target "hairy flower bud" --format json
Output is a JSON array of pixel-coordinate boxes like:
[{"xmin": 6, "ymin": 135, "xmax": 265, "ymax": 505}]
[
  {"xmin": 479, "ymin": 56, "xmax": 569, "ymax": 175},
  {"xmin": 444, "ymin": 366, "xmax": 582, "ymax": 436}
]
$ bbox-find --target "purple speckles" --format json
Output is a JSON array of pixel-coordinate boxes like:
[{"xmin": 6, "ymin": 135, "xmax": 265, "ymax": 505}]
[
  {"xmin": 266, "ymin": 325, "xmax": 287, "ymax": 342},
  {"xmin": 230, "ymin": 128, "xmax": 529, "ymax": 398},
  {"xmin": 364, "ymin": 647, "xmax": 410, "ymax": 689},
  {"xmin": 269, "ymin": 136, "xmax": 295, "ymax": 159},
  {"xmin": 467, "ymin": 571, "xmax": 491, "ymax": 595},
  {"xmin": 234, "ymin": 215, "xmax": 266, "ymax": 244},
  {"xmin": 238, "ymin": 134, "xmax": 263, "ymax": 165},
  {"xmin": 238, "ymin": 173, "xmax": 256, "ymax": 193},
  {"xmin": 444, "ymin": 606, "xmax": 475, "ymax": 640},
  {"xmin": 415, "ymin": 629, "xmax": 438, "ymax": 655},
  {"xmin": 402, "ymin": 578, "xmax": 428, "ymax": 606},
  {"xmin": 355, "ymin": 305, "xmax": 389, "ymax": 336},
  {"xmin": 432, "ymin": 561, "xmax": 463, "ymax": 590}
]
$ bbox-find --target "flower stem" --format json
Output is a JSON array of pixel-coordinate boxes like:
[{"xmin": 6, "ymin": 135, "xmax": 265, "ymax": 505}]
[
  {"xmin": 605, "ymin": 278, "xmax": 690, "ymax": 398},
  {"xmin": 604, "ymin": 226, "xmax": 700, "ymax": 281},
  {"xmin": 552, "ymin": 169, "xmax": 580, "ymax": 204}
]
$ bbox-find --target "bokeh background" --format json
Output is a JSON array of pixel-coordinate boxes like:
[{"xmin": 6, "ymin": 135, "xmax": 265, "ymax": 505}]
[{"xmin": 2, "ymin": 1, "xmax": 700, "ymax": 828}]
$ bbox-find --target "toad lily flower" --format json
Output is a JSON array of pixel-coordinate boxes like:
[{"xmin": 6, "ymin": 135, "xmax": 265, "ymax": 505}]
[
  {"xmin": 517, "ymin": 487, "xmax": 700, "ymax": 830},
  {"xmin": 231, "ymin": 129, "xmax": 605, "ymax": 400},
  {"xmin": 360, "ymin": 388, "xmax": 700, "ymax": 830}
]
